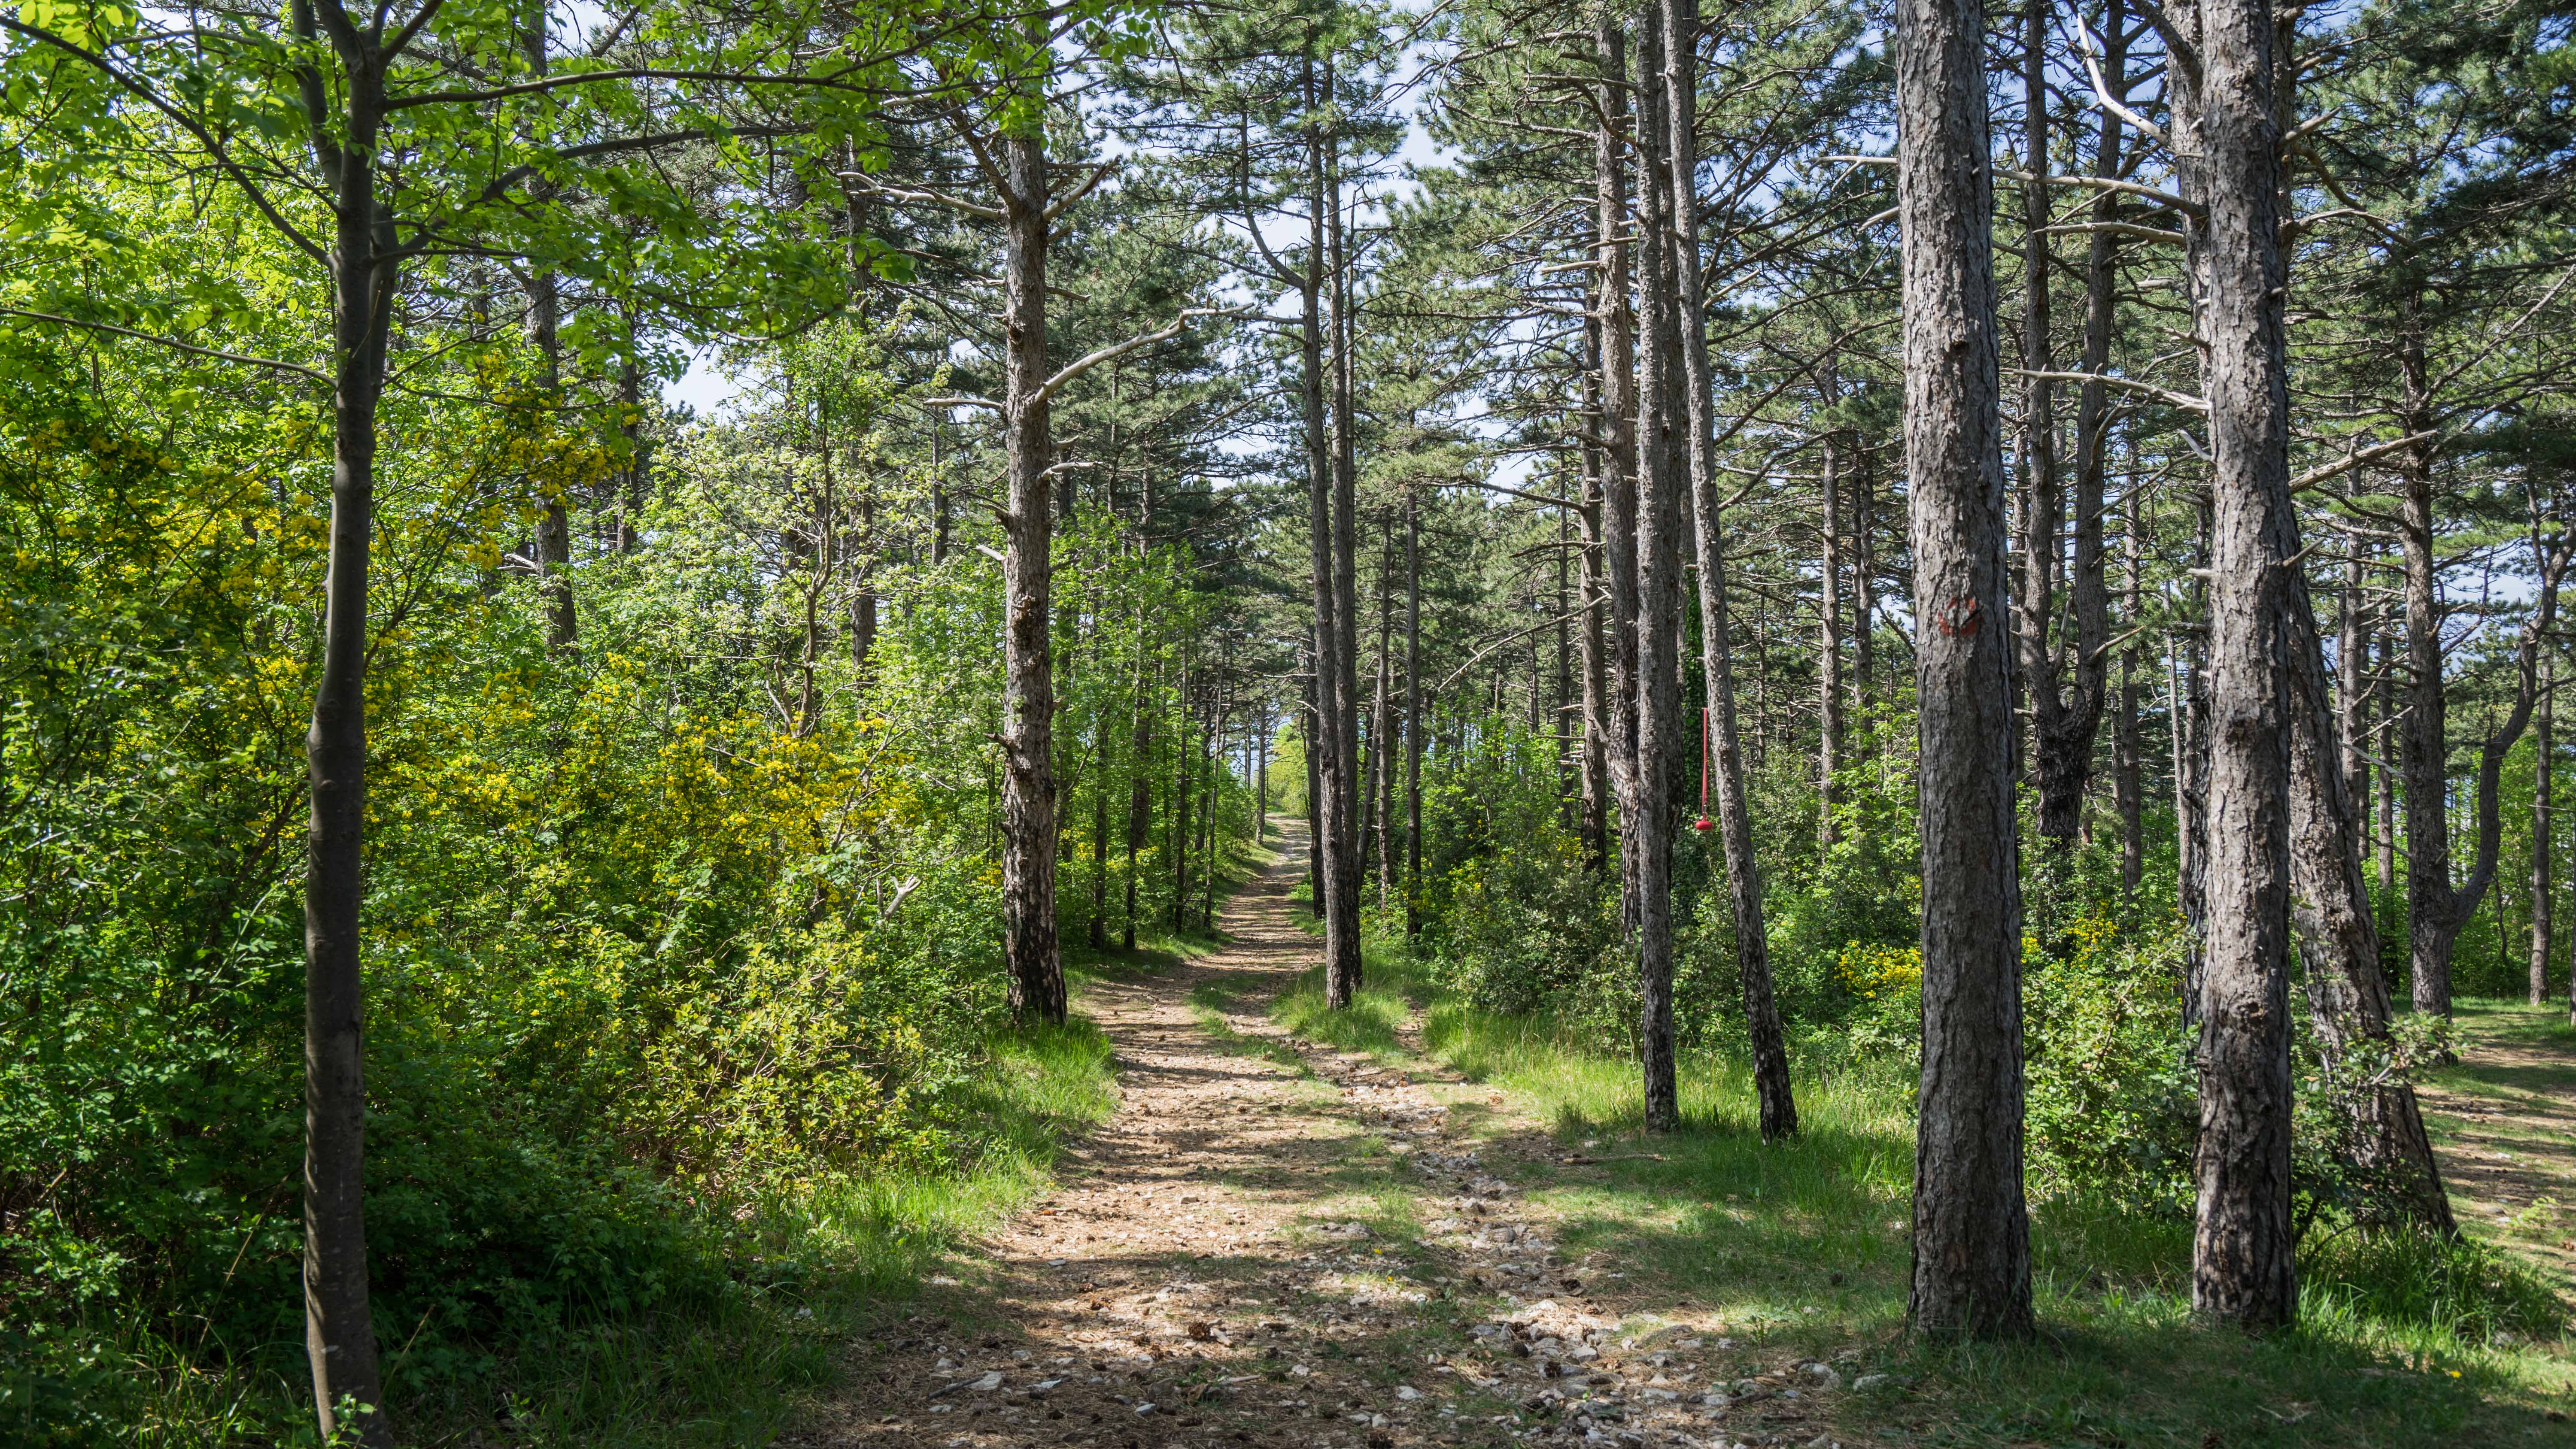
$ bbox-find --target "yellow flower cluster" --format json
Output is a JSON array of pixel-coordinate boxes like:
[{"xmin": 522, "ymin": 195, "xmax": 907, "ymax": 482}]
[{"xmin": 1835, "ymin": 940, "xmax": 1923, "ymax": 1000}]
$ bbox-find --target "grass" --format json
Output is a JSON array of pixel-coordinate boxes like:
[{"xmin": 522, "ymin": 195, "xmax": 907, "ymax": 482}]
[
  {"xmin": 18, "ymin": 1017, "xmax": 1121, "ymax": 1449},
  {"xmin": 1269, "ymin": 943, "xmax": 2576, "ymax": 1446}
]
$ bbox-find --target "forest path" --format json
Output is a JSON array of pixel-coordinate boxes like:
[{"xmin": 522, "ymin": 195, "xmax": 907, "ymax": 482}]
[
  {"xmin": 800, "ymin": 822, "xmax": 1799, "ymax": 1449},
  {"xmin": 2417, "ymin": 1001, "xmax": 2576, "ymax": 1287}
]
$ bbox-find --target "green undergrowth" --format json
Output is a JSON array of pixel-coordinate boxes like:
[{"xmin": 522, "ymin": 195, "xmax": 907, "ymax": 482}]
[
  {"xmin": 1269, "ymin": 943, "xmax": 2576, "ymax": 1445},
  {"xmin": 4, "ymin": 1018, "xmax": 1117, "ymax": 1449}
]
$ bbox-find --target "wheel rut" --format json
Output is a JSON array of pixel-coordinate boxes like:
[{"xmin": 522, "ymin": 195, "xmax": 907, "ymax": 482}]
[{"xmin": 799, "ymin": 821, "xmax": 1852, "ymax": 1449}]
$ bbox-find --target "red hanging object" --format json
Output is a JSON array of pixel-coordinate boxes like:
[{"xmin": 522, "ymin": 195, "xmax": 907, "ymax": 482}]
[{"xmin": 1692, "ymin": 706, "xmax": 1715, "ymax": 833}]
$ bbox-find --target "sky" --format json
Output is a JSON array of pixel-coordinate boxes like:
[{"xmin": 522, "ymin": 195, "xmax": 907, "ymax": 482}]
[{"xmin": 662, "ymin": 18, "xmax": 1458, "ymax": 428}]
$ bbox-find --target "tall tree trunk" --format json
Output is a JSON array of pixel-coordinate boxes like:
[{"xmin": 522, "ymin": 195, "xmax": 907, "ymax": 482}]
[
  {"xmin": 1091, "ymin": 764, "xmax": 1110, "ymax": 950},
  {"xmin": 1200, "ymin": 696, "xmax": 1223, "ymax": 928},
  {"xmin": 1407, "ymin": 487, "xmax": 1425, "ymax": 932},
  {"xmin": 1329, "ymin": 94, "xmax": 1367, "ymax": 980},
  {"xmin": 1594, "ymin": 19, "xmax": 1645, "ymax": 932},
  {"xmin": 1819, "ymin": 430, "xmax": 1845, "ymax": 846},
  {"xmin": 2175, "ymin": 0, "xmax": 2299, "ymax": 1328},
  {"xmin": 2016, "ymin": 0, "xmax": 2112, "ymax": 849},
  {"xmin": 1895, "ymin": 0, "xmax": 2031, "ymax": 1338},
  {"xmin": 2069, "ymin": 0, "xmax": 2129, "ymax": 856},
  {"xmin": 1853, "ymin": 447, "xmax": 1877, "ymax": 728},
  {"xmin": 615, "ymin": 349, "xmax": 646, "ymax": 552},
  {"xmin": 2397, "ymin": 389, "xmax": 2457, "ymax": 1017},
  {"xmin": 1663, "ymin": 0, "xmax": 1793, "ymax": 1138},
  {"xmin": 1304, "ymin": 54, "xmax": 1364, "ymax": 1006},
  {"xmin": 1375, "ymin": 580, "xmax": 1395, "ymax": 905},
  {"xmin": 1577, "ymin": 311, "xmax": 1613, "ymax": 874},
  {"xmin": 2536, "ymin": 657, "xmax": 2555, "ymax": 1007},
  {"xmin": 2013, "ymin": 0, "xmax": 2065, "ymax": 843},
  {"xmin": 302, "ymin": 24, "xmax": 393, "ymax": 1438},
  {"xmin": 1630, "ymin": 2, "xmax": 1684, "ymax": 1136},
  {"xmin": 999, "ymin": 124, "xmax": 1064, "ymax": 1025},
  {"xmin": 2338, "ymin": 534, "xmax": 2370, "ymax": 875},
  {"xmin": 1125, "ymin": 642, "xmax": 1153, "ymax": 952},
  {"xmin": 2401, "ymin": 405, "xmax": 2570, "ymax": 1019},
  {"xmin": 2178, "ymin": 496, "xmax": 2215, "ymax": 1025},
  {"xmin": 1557, "ymin": 500, "xmax": 1575, "ymax": 818},
  {"xmin": 1305, "ymin": 667, "xmax": 1324, "ymax": 907},
  {"xmin": 2377, "ymin": 625, "xmax": 2398, "ymax": 889},
  {"xmin": 521, "ymin": 18, "xmax": 577, "ymax": 656},
  {"xmin": 1173, "ymin": 663, "xmax": 1194, "ymax": 932},
  {"xmin": 2117, "ymin": 476, "xmax": 2145, "ymax": 892},
  {"xmin": 852, "ymin": 485, "xmax": 878, "ymax": 675}
]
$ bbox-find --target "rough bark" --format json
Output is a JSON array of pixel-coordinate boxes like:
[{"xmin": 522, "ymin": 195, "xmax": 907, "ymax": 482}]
[
  {"xmin": 2339, "ymin": 535, "xmax": 2370, "ymax": 875},
  {"xmin": 2019, "ymin": 0, "xmax": 2113, "ymax": 849},
  {"xmin": 1594, "ymin": 20, "xmax": 1645, "ymax": 933},
  {"xmin": 2178, "ymin": 497, "xmax": 2214, "ymax": 1025},
  {"xmin": 2537, "ymin": 658, "xmax": 2555, "ymax": 1007},
  {"xmin": 1896, "ymin": 0, "xmax": 2031, "ymax": 1339},
  {"xmin": 2377, "ymin": 626, "xmax": 2399, "ymax": 889},
  {"xmin": 1406, "ymin": 488, "xmax": 1425, "ymax": 932},
  {"xmin": 1172, "ymin": 665, "xmax": 1193, "ymax": 934},
  {"xmin": 1091, "ymin": 766, "xmax": 1110, "ymax": 951},
  {"xmin": 1125, "ymin": 643, "xmax": 1152, "ymax": 952},
  {"xmin": 996, "ymin": 124, "xmax": 1065, "ymax": 1025},
  {"xmin": 1818, "ymin": 430, "xmax": 1845, "ymax": 846},
  {"xmin": 1630, "ymin": 3, "xmax": 1683, "ymax": 1136},
  {"xmin": 1664, "ymin": 0, "xmax": 1793, "ymax": 1139},
  {"xmin": 1296, "ymin": 53, "xmax": 1363, "ymax": 1007},
  {"xmin": 1577, "ymin": 309, "xmax": 1613, "ymax": 874},
  {"xmin": 2284, "ymin": 538, "xmax": 2455, "ymax": 1234},
  {"xmin": 2401, "ymin": 414, "xmax": 2570, "ymax": 1018},
  {"xmin": 2176, "ymin": 0, "xmax": 2299, "ymax": 1328},
  {"xmin": 2117, "ymin": 480, "xmax": 2146, "ymax": 891}
]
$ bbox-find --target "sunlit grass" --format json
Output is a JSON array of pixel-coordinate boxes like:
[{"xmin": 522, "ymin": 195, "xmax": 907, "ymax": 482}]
[{"xmin": 1271, "ymin": 934, "xmax": 2576, "ymax": 1445}]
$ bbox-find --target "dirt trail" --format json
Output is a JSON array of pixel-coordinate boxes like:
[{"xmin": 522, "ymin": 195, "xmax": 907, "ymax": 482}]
[
  {"xmin": 2417, "ymin": 1024, "xmax": 2576, "ymax": 1276},
  {"xmin": 801, "ymin": 824, "xmax": 1825, "ymax": 1449}
]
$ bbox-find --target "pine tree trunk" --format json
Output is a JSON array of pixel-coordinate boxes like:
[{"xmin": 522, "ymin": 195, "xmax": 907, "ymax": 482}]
[
  {"xmin": 1629, "ymin": 2, "xmax": 1685, "ymax": 1136},
  {"xmin": 1302, "ymin": 54, "xmax": 1364, "ymax": 1007},
  {"xmin": 1126, "ymin": 644, "xmax": 1153, "ymax": 952},
  {"xmin": 999, "ymin": 125, "xmax": 1065, "ymax": 1025},
  {"xmin": 1594, "ymin": 20, "xmax": 1645, "ymax": 935},
  {"xmin": 1663, "ymin": 0, "xmax": 1793, "ymax": 1139},
  {"xmin": 1173, "ymin": 668, "xmax": 1193, "ymax": 934},
  {"xmin": 1853, "ymin": 449, "xmax": 1877, "ymax": 727},
  {"xmin": 2338, "ymin": 537, "xmax": 2370, "ymax": 871},
  {"xmin": 2178, "ymin": 497, "xmax": 2214, "ymax": 1026},
  {"xmin": 1895, "ymin": 0, "xmax": 2031, "ymax": 1339},
  {"xmin": 1818, "ymin": 431, "xmax": 1845, "ymax": 847},
  {"xmin": 2117, "ymin": 480, "xmax": 2145, "ymax": 892},
  {"xmin": 1407, "ymin": 488, "xmax": 1426, "ymax": 931},
  {"xmin": 2013, "ymin": 0, "xmax": 2068, "ymax": 845},
  {"xmin": 2377, "ymin": 626, "xmax": 2399, "ymax": 890},
  {"xmin": 1577, "ymin": 311, "xmax": 1613, "ymax": 875},
  {"xmin": 2175, "ymin": 0, "xmax": 2300, "ymax": 1328},
  {"xmin": 2536, "ymin": 658, "xmax": 2554, "ymax": 1007},
  {"xmin": 2398, "ymin": 395, "xmax": 2460, "ymax": 1017}
]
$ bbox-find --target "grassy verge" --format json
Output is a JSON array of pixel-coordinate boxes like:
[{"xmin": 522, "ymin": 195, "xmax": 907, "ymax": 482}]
[
  {"xmin": 1271, "ymin": 945, "xmax": 2576, "ymax": 1446},
  {"xmin": 18, "ymin": 1018, "xmax": 1119, "ymax": 1449}
]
